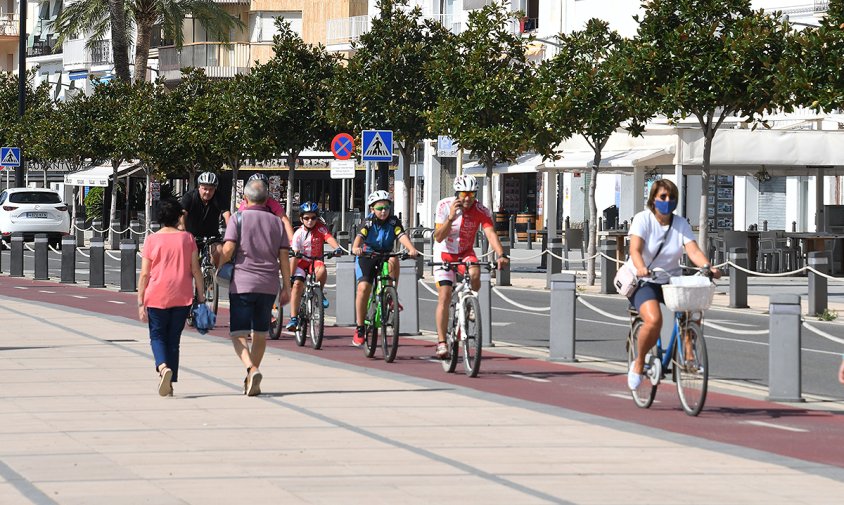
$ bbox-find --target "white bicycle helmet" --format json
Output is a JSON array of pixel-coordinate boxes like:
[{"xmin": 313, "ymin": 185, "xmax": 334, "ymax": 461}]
[
  {"xmin": 366, "ymin": 190, "xmax": 392, "ymax": 207},
  {"xmin": 453, "ymin": 175, "xmax": 478, "ymax": 192},
  {"xmin": 197, "ymin": 172, "xmax": 218, "ymax": 186}
]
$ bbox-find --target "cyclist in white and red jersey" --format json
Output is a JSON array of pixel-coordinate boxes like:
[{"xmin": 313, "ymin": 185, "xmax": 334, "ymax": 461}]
[
  {"xmin": 286, "ymin": 202, "xmax": 342, "ymax": 330},
  {"xmin": 432, "ymin": 175, "xmax": 509, "ymax": 358}
]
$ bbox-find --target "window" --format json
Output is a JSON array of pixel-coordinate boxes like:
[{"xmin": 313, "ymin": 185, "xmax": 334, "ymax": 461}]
[
  {"xmin": 252, "ymin": 12, "xmax": 302, "ymax": 43},
  {"xmin": 9, "ymin": 192, "xmax": 62, "ymax": 204}
]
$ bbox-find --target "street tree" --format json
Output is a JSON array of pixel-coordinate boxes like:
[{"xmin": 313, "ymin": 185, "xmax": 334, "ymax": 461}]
[
  {"xmin": 55, "ymin": 0, "xmax": 242, "ymax": 82},
  {"xmin": 172, "ymin": 69, "xmax": 225, "ymax": 186},
  {"xmin": 190, "ymin": 74, "xmax": 265, "ymax": 213},
  {"xmin": 427, "ymin": 0, "xmax": 534, "ymax": 214},
  {"xmin": 534, "ymin": 19, "xmax": 648, "ymax": 285},
  {"xmin": 635, "ymin": 0, "xmax": 790, "ymax": 247},
  {"xmin": 330, "ymin": 0, "xmax": 447, "ymax": 226},
  {"xmin": 252, "ymin": 20, "xmax": 339, "ymax": 217}
]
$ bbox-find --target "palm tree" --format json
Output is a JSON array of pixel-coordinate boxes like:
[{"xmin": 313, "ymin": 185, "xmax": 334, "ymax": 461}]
[{"xmin": 54, "ymin": 0, "xmax": 243, "ymax": 82}]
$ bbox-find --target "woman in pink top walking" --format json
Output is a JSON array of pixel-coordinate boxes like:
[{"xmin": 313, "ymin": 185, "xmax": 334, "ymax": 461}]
[{"xmin": 138, "ymin": 199, "xmax": 205, "ymax": 396}]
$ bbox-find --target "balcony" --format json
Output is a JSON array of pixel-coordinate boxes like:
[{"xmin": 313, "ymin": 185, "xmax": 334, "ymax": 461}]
[
  {"xmin": 326, "ymin": 15, "xmax": 370, "ymax": 47},
  {"xmin": 158, "ymin": 42, "xmax": 252, "ymax": 81},
  {"xmin": 88, "ymin": 40, "xmax": 113, "ymax": 65},
  {"xmin": 0, "ymin": 14, "xmax": 18, "ymax": 38},
  {"xmin": 27, "ymin": 35, "xmax": 62, "ymax": 58},
  {"xmin": 815, "ymin": 0, "xmax": 829, "ymax": 14}
]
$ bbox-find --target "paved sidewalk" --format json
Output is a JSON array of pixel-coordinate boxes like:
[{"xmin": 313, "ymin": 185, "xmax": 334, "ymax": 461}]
[{"xmin": 1, "ymin": 296, "xmax": 842, "ymax": 504}]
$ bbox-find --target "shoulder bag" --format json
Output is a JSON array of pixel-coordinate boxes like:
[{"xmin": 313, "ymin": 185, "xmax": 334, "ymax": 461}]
[
  {"xmin": 216, "ymin": 212, "xmax": 242, "ymax": 287},
  {"xmin": 613, "ymin": 215, "xmax": 674, "ymax": 297}
]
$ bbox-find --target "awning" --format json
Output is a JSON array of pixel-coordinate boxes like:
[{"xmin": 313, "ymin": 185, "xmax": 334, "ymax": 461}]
[
  {"xmin": 540, "ymin": 147, "xmax": 674, "ymax": 174},
  {"xmin": 64, "ymin": 162, "xmax": 144, "ymax": 187},
  {"xmin": 462, "ymin": 154, "xmax": 545, "ymax": 176}
]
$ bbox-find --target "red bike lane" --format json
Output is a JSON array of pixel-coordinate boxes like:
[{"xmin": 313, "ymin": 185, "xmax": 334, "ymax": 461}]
[{"xmin": 3, "ymin": 276, "xmax": 841, "ymax": 469}]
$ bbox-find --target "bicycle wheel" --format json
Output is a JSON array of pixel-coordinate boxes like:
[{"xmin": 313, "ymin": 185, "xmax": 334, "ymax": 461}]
[
  {"xmin": 363, "ymin": 294, "xmax": 379, "ymax": 358},
  {"xmin": 294, "ymin": 297, "xmax": 308, "ymax": 347},
  {"xmin": 204, "ymin": 269, "xmax": 219, "ymax": 315},
  {"xmin": 269, "ymin": 290, "xmax": 283, "ymax": 340},
  {"xmin": 309, "ymin": 286, "xmax": 325, "ymax": 350},
  {"xmin": 627, "ymin": 320, "xmax": 658, "ymax": 408},
  {"xmin": 461, "ymin": 296, "xmax": 483, "ymax": 377},
  {"xmin": 676, "ymin": 322, "xmax": 708, "ymax": 416},
  {"xmin": 441, "ymin": 304, "xmax": 459, "ymax": 373},
  {"xmin": 381, "ymin": 286, "xmax": 399, "ymax": 363}
]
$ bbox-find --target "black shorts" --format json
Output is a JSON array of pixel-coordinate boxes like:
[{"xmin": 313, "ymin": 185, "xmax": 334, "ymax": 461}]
[
  {"xmin": 628, "ymin": 282, "xmax": 665, "ymax": 311},
  {"xmin": 355, "ymin": 255, "xmax": 390, "ymax": 284}
]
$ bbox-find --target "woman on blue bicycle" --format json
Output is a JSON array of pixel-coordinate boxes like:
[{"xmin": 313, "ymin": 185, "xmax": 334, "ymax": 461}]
[
  {"xmin": 626, "ymin": 180, "xmax": 720, "ymax": 391},
  {"xmin": 351, "ymin": 190, "xmax": 418, "ymax": 347}
]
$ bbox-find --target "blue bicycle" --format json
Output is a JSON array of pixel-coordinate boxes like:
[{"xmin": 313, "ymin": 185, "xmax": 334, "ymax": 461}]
[{"xmin": 627, "ymin": 267, "xmax": 715, "ymax": 416}]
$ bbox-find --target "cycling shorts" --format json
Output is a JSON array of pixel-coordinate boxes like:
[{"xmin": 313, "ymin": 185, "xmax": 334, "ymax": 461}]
[
  {"xmin": 434, "ymin": 250, "xmax": 479, "ymax": 286},
  {"xmin": 292, "ymin": 259, "xmax": 325, "ymax": 282},
  {"xmin": 355, "ymin": 255, "xmax": 393, "ymax": 284}
]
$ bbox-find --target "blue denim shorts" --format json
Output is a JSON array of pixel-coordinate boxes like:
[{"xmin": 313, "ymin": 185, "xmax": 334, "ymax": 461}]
[
  {"xmin": 229, "ymin": 292, "xmax": 276, "ymax": 336},
  {"xmin": 628, "ymin": 281, "xmax": 665, "ymax": 311}
]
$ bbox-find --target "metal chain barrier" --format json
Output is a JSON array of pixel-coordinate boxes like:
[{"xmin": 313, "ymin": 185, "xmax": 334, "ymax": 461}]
[
  {"xmin": 491, "ymin": 286, "xmax": 550, "ymax": 312},
  {"xmin": 801, "ymin": 320, "xmax": 844, "ymax": 345},
  {"xmin": 703, "ymin": 320, "xmax": 768, "ymax": 335},
  {"xmin": 575, "ymin": 295, "xmax": 629, "ymax": 322},
  {"xmin": 418, "ymin": 278, "xmax": 440, "ymax": 296},
  {"xmin": 546, "ymin": 249, "xmax": 601, "ymax": 264}
]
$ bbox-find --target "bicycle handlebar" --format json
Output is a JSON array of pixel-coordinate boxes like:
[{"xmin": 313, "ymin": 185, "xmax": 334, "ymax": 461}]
[
  {"xmin": 646, "ymin": 265, "xmax": 717, "ymax": 281},
  {"xmin": 358, "ymin": 251, "xmax": 410, "ymax": 260},
  {"xmin": 294, "ymin": 250, "xmax": 343, "ymax": 261},
  {"xmin": 427, "ymin": 260, "xmax": 496, "ymax": 271}
]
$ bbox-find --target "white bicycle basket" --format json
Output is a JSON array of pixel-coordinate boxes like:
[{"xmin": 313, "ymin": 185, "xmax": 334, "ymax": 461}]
[{"xmin": 662, "ymin": 276, "xmax": 715, "ymax": 312}]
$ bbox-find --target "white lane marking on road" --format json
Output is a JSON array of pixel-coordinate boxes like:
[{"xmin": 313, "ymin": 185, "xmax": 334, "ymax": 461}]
[
  {"xmin": 107, "ymin": 301, "xmax": 125, "ymax": 305},
  {"xmin": 705, "ymin": 335, "xmax": 839, "ymax": 357},
  {"xmin": 71, "ymin": 295, "xmax": 87, "ymax": 299},
  {"xmin": 706, "ymin": 318, "xmax": 761, "ymax": 328},
  {"xmin": 607, "ymin": 392, "xmax": 660, "ymax": 403},
  {"xmin": 576, "ymin": 317, "xmax": 628, "ymax": 328},
  {"xmin": 745, "ymin": 420, "xmax": 808, "ymax": 433},
  {"xmin": 507, "ymin": 373, "xmax": 550, "ymax": 383},
  {"xmin": 13, "ymin": 286, "xmax": 28, "ymax": 290},
  {"xmin": 38, "ymin": 290, "xmax": 55, "ymax": 294},
  {"xmin": 421, "ymin": 296, "xmax": 549, "ymax": 317}
]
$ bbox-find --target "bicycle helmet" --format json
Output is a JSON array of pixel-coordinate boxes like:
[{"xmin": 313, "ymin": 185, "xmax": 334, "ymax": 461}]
[
  {"xmin": 366, "ymin": 190, "xmax": 392, "ymax": 207},
  {"xmin": 248, "ymin": 173, "xmax": 269, "ymax": 186},
  {"xmin": 197, "ymin": 172, "xmax": 218, "ymax": 187},
  {"xmin": 453, "ymin": 175, "xmax": 477, "ymax": 192},
  {"xmin": 299, "ymin": 201, "xmax": 319, "ymax": 216}
]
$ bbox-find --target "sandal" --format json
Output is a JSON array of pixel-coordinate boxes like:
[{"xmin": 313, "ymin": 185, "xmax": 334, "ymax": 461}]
[{"xmin": 436, "ymin": 342, "xmax": 449, "ymax": 359}]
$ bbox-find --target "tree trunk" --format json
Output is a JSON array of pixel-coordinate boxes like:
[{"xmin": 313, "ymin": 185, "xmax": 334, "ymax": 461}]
[
  {"xmin": 229, "ymin": 157, "xmax": 240, "ymax": 214},
  {"xmin": 108, "ymin": 0, "xmax": 132, "ymax": 82},
  {"xmin": 286, "ymin": 152, "xmax": 297, "ymax": 219},
  {"xmin": 587, "ymin": 152, "xmax": 600, "ymax": 286},
  {"xmin": 485, "ymin": 158, "xmax": 494, "ymax": 213},
  {"xmin": 144, "ymin": 167, "xmax": 151, "ymax": 240},
  {"xmin": 399, "ymin": 142, "xmax": 412, "ymax": 228},
  {"xmin": 133, "ymin": 15, "xmax": 155, "ymax": 82},
  {"xmin": 698, "ymin": 129, "xmax": 714, "ymax": 250},
  {"xmin": 109, "ymin": 159, "xmax": 121, "ymax": 247}
]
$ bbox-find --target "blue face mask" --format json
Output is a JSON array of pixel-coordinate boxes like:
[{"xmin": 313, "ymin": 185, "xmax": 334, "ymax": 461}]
[{"xmin": 654, "ymin": 199, "xmax": 677, "ymax": 215}]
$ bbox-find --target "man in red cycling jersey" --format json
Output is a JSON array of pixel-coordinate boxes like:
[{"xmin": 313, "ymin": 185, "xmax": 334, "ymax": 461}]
[{"xmin": 433, "ymin": 175, "xmax": 509, "ymax": 358}]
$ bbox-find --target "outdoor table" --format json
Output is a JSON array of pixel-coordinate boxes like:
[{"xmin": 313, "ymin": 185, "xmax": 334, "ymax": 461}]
[
  {"xmin": 597, "ymin": 229, "xmax": 629, "ymax": 263},
  {"xmin": 784, "ymin": 232, "xmax": 844, "ymax": 274}
]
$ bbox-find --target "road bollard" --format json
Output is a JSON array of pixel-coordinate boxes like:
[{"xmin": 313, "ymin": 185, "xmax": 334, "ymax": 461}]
[
  {"xmin": 807, "ymin": 251, "xmax": 829, "ymax": 316},
  {"xmin": 550, "ymin": 273, "xmax": 577, "ymax": 361},
  {"xmin": 75, "ymin": 218, "xmax": 85, "ymax": 246},
  {"xmin": 120, "ymin": 239, "xmax": 137, "ymax": 292},
  {"xmin": 92, "ymin": 219, "xmax": 103, "ymax": 239},
  {"xmin": 497, "ymin": 240, "xmax": 511, "ymax": 286},
  {"xmin": 88, "ymin": 237, "xmax": 106, "ymax": 288},
  {"xmin": 539, "ymin": 231, "xmax": 548, "ymax": 269},
  {"xmin": 767, "ymin": 294, "xmax": 803, "ymax": 402},
  {"xmin": 600, "ymin": 240, "xmax": 617, "ymax": 294},
  {"xmin": 61, "ymin": 236, "xmax": 76, "ymax": 284},
  {"xmin": 397, "ymin": 258, "xmax": 419, "ymax": 335},
  {"xmin": 412, "ymin": 234, "xmax": 425, "ymax": 279},
  {"xmin": 508, "ymin": 214, "xmax": 516, "ymax": 245},
  {"xmin": 150, "ymin": 222, "xmax": 161, "ymax": 233},
  {"xmin": 729, "ymin": 247, "xmax": 748, "ymax": 309},
  {"xmin": 335, "ymin": 255, "xmax": 356, "ymax": 326},
  {"xmin": 336, "ymin": 231, "xmax": 350, "ymax": 251},
  {"xmin": 130, "ymin": 219, "xmax": 142, "ymax": 242},
  {"xmin": 479, "ymin": 269, "xmax": 493, "ymax": 347},
  {"xmin": 0, "ymin": 238, "xmax": 4, "ymax": 273},
  {"xmin": 10, "ymin": 233, "xmax": 23, "ymax": 277},
  {"xmin": 34, "ymin": 234, "xmax": 49, "ymax": 280},
  {"xmin": 546, "ymin": 238, "xmax": 563, "ymax": 289}
]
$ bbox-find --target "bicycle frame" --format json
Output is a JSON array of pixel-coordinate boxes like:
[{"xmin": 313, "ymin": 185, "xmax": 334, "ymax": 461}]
[{"xmin": 365, "ymin": 256, "xmax": 394, "ymax": 329}]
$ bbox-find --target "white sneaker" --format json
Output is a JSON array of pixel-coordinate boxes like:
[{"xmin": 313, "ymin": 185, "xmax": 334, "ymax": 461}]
[{"xmin": 627, "ymin": 364, "xmax": 643, "ymax": 391}]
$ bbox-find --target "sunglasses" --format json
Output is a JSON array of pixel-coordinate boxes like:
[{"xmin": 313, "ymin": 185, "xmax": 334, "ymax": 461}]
[
  {"xmin": 373, "ymin": 205, "xmax": 391, "ymax": 211},
  {"xmin": 301, "ymin": 216, "xmax": 317, "ymax": 221},
  {"xmin": 457, "ymin": 191, "xmax": 476, "ymax": 199}
]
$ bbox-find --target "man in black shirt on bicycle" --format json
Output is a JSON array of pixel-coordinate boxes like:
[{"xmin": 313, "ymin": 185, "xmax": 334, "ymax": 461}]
[{"xmin": 180, "ymin": 172, "xmax": 231, "ymax": 265}]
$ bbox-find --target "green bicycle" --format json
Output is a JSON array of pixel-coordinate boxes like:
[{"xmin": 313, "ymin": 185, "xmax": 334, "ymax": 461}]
[{"xmin": 361, "ymin": 251, "xmax": 408, "ymax": 362}]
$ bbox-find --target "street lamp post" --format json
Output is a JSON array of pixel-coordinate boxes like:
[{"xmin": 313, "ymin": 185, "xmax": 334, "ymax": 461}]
[{"xmin": 16, "ymin": 0, "xmax": 26, "ymax": 188}]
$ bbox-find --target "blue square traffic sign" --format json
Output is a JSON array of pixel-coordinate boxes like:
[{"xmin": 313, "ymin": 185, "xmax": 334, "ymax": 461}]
[
  {"xmin": 361, "ymin": 130, "xmax": 393, "ymax": 162},
  {"xmin": 1, "ymin": 147, "xmax": 21, "ymax": 167}
]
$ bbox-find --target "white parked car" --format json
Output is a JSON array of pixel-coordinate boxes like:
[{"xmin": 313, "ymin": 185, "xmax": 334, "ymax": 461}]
[{"xmin": 0, "ymin": 188, "xmax": 71, "ymax": 246}]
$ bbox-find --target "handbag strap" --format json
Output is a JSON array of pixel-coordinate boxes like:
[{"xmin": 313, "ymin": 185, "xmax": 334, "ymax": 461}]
[{"xmin": 646, "ymin": 215, "xmax": 674, "ymax": 270}]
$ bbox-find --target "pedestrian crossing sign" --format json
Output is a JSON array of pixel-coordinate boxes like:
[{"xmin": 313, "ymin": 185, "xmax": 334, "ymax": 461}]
[
  {"xmin": 1, "ymin": 147, "xmax": 20, "ymax": 167},
  {"xmin": 361, "ymin": 130, "xmax": 393, "ymax": 162}
]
